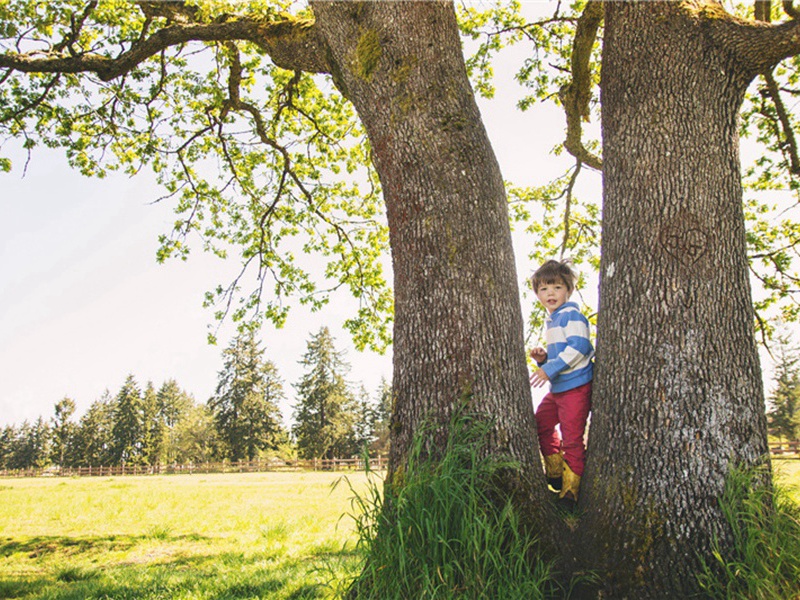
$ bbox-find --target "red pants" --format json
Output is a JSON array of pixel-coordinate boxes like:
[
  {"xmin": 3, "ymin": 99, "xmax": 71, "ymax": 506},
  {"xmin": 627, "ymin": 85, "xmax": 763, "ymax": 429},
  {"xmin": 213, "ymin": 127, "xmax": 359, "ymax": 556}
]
[{"xmin": 536, "ymin": 382, "xmax": 592, "ymax": 476}]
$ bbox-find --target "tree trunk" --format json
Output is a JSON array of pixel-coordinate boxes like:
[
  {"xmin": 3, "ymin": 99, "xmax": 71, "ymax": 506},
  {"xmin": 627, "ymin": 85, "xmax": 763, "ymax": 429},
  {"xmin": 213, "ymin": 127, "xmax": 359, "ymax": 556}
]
[
  {"xmin": 310, "ymin": 1, "xmax": 546, "ymax": 505},
  {"xmin": 579, "ymin": 3, "xmax": 770, "ymax": 596}
]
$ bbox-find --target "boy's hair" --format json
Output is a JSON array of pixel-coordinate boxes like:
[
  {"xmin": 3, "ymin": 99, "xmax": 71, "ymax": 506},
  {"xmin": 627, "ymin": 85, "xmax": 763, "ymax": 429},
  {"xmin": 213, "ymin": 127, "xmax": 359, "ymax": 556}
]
[{"xmin": 530, "ymin": 260, "xmax": 576, "ymax": 293}]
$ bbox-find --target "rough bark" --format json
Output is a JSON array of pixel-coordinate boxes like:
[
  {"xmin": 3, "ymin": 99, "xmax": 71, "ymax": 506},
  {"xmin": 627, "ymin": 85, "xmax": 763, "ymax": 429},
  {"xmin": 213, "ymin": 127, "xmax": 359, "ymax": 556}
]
[
  {"xmin": 309, "ymin": 0, "xmax": 545, "ymax": 507},
  {"xmin": 578, "ymin": 3, "xmax": 770, "ymax": 597}
]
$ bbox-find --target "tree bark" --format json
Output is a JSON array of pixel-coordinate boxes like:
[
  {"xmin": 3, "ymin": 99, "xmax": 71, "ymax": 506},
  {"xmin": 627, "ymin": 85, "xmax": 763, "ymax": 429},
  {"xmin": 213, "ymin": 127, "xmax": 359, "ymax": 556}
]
[
  {"xmin": 578, "ymin": 3, "xmax": 770, "ymax": 597},
  {"xmin": 310, "ymin": 0, "xmax": 546, "ymax": 507}
]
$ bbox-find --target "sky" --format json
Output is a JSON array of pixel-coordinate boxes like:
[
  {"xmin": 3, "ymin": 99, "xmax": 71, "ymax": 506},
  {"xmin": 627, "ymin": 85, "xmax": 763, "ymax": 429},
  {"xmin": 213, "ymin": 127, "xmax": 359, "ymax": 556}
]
[{"xmin": 0, "ymin": 8, "xmax": 580, "ymax": 428}]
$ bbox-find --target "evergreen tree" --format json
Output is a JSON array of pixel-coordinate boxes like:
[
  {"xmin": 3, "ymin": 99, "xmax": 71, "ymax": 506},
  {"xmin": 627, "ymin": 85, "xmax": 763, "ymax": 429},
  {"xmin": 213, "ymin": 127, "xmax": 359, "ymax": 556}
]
[
  {"xmin": 293, "ymin": 327, "xmax": 359, "ymax": 460},
  {"xmin": 111, "ymin": 375, "xmax": 145, "ymax": 465},
  {"xmin": 75, "ymin": 391, "xmax": 116, "ymax": 467},
  {"xmin": 51, "ymin": 397, "xmax": 77, "ymax": 469},
  {"xmin": 208, "ymin": 331, "xmax": 286, "ymax": 461},
  {"xmin": 370, "ymin": 377, "xmax": 393, "ymax": 457},
  {"xmin": 352, "ymin": 384, "xmax": 377, "ymax": 454},
  {"xmin": 156, "ymin": 379, "xmax": 194, "ymax": 464},
  {"xmin": 9, "ymin": 418, "xmax": 51, "ymax": 469},
  {"xmin": 172, "ymin": 403, "xmax": 220, "ymax": 464},
  {"xmin": 0, "ymin": 426, "xmax": 14, "ymax": 470},
  {"xmin": 767, "ymin": 333, "xmax": 800, "ymax": 442},
  {"xmin": 141, "ymin": 381, "xmax": 161, "ymax": 466}
]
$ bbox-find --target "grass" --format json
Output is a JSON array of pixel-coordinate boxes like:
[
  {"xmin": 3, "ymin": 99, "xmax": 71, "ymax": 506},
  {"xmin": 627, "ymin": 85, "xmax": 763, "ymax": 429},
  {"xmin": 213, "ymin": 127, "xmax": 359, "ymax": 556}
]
[
  {"xmin": 0, "ymin": 471, "xmax": 371, "ymax": 599},
  {"xmin": 343, "ymin": 412, "xmax": 559, "ymax": 599},
  {"xmin": 697, "ymin": 458, "xmax": 800, "ymax": 600},
  {"xmin": 0, "ymin": 460, "xmax": 798, "ymax": 600}
]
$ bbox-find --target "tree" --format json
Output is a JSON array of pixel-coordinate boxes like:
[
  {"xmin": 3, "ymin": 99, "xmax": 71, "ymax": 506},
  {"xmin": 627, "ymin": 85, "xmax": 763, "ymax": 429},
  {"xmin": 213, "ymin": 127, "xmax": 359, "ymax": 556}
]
[
  {"xmin": 0, "ymin": 426, "xmax": 14, "ymax": 470},
  {"xmin": 51, "ymin": 396, "xmax": 77, "ymax": 469},
  {"xmin": 352, "ymin": 383, "xmax": 376, "ymax": 454},
  {"xmin": 7, "ymin": 418, "xmax": 51, "ymax": 470},
  {"xmin": 156, "ymin": 379, "xmax": 196, "ymax": 464},
  {"xmin": 111, "ymin": 374, "xmax": 145, "ymax": 465},
  {"xmin": 4, "ymin": 1, "xmax": 800, "ymax": 595},
  {"xmin": 171, "ymin": 402, "xmax": 220, "ymax": 464},
  {"xmin": 369, "ymin": 377, "xmax": 392, "ymax": 457},
  {"xmin": 208, "ymin": 330, "xmax": 286, "ymax": 461},
  {"xmin": 293, "ymin": 327, "xmax": 360, "ymax": 459},
  {"xmin": 74, "ymin": 390, "xmax": 116, "ymax": 467},
  {"xmin": 140, "ymin": 381, "xmax": 161, "ymax": 466},
  {"xmin": 767, "ymin": 332, "xmax": 800, "ymax": 441}
]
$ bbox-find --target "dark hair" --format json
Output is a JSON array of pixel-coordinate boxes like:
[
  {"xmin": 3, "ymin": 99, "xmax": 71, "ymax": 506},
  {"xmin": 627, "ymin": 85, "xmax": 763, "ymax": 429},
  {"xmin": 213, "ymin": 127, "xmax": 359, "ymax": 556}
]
[{"xmin": 530, "ymin": 260, "xmax": 576, "ymax": 293}]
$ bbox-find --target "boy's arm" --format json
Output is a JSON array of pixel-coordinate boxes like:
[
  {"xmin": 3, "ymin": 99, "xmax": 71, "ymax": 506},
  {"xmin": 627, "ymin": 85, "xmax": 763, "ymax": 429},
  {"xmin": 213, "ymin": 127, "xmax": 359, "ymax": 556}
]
[
  {"xmin": 529, "ymin": 347, "xmax": 547, "ymax": 365},
  {"xmin": 540, "ymin": 312, "xmax": 593, "ymax": 379}
]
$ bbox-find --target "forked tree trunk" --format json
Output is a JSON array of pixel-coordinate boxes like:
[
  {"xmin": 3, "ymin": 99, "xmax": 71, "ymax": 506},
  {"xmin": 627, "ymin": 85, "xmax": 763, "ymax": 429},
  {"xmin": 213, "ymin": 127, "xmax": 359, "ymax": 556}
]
[
  {"xmin": 579, "ymin": 3, "xmax": 770, "ymax": 596},
  {"xmin": 310, "ymin": 1, "xmax": 547, "ymax": 506}
]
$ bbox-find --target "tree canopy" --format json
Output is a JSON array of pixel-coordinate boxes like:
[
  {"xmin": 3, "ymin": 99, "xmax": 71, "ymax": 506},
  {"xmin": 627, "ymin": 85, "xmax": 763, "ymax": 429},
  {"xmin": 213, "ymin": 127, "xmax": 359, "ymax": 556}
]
[{"xmin": 2, "ymin": 1, "xmax": 799, "ymax": 343}]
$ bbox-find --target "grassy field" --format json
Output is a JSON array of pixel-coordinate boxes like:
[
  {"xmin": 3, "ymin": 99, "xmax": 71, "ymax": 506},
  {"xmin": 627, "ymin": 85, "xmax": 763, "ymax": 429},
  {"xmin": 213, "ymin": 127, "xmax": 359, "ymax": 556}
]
[
  {"xmin": 1, "ymin": 461, "xmax": 798, "ymax": 600},
  {"xmin": 0, "ymin": 471, "xmax": 375, "ymax": 599}
]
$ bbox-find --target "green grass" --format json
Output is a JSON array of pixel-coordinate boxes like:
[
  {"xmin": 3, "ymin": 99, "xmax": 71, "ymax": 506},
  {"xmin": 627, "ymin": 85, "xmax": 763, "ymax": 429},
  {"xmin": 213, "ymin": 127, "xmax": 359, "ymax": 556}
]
[
  {"xmin": 344, "ymin": 412, "xmax": 559, "ymax": 599},
  {"xmin": 697, "ymin": 459, "xmax": 800, "ymax": 600},
  {"xmin": 0, "ymin": 472, "xmax": 371, "ymax": 599},
  {"xmin": 1, "ymin": 461, "xmax": 798, "ymax": 599}
]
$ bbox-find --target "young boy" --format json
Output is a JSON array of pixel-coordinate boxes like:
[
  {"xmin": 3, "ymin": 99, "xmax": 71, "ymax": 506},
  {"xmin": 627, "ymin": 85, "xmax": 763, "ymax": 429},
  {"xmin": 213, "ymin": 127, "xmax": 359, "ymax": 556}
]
[{"xmin": 529, "ymin": 260, "xmax": 593, "ymax": 508}]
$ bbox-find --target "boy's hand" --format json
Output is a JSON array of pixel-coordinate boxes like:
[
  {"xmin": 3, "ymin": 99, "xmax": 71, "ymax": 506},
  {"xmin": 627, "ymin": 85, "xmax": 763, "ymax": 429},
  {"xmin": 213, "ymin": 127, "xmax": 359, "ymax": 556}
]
[
  {"xmin": 529, "ymin": 347, "xmax": 546, "ymax": 363},
  {"xmin": 529, "ymin": 368, "xmax": 549, "ymax": 388}
]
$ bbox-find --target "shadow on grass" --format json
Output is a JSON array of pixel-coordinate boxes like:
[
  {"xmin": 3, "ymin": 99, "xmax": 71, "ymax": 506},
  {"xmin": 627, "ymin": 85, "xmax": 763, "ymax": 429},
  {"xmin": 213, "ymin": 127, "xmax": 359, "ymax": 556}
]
[
  {"xmin": 1, "ymin": 538, "xmax": 361, "ymax": 600},
  {"xmin": 1, "ymin": 532, "xmax": 211, "ymax": 560}
]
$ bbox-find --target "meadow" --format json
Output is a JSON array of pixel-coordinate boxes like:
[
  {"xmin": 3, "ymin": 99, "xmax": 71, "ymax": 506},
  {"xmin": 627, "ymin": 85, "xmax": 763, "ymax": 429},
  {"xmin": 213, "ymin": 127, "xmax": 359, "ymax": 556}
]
[
  {"xmin": 0, "ymin": 471, "xmax": 374, "ymax": 599},
  {"xmin": 1, "ymin": 461, "xmax": 798, "ymax": 600}
]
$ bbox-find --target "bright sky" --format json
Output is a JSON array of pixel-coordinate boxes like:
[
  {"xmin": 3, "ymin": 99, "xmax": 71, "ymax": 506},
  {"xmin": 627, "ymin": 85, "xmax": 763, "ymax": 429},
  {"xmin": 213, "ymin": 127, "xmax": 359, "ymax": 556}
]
[{"xmin": 0, "ymin": 15, "xmax": 578, "ymax": 428}]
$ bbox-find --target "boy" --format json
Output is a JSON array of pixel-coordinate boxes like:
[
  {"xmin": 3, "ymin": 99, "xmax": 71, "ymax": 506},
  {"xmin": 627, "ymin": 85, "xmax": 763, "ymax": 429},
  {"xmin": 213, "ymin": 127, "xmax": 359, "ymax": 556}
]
[{"xmin": 529, "ymin": 260, "xmax": 593, "ymax": 508}]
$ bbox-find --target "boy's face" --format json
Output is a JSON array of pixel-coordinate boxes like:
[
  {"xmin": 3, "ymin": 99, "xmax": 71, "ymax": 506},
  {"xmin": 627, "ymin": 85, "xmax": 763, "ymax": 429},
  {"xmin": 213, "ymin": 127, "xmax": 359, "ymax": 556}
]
[{"xmin": 536, "ymin": 279, "xmax": 570, "ymax": 314}]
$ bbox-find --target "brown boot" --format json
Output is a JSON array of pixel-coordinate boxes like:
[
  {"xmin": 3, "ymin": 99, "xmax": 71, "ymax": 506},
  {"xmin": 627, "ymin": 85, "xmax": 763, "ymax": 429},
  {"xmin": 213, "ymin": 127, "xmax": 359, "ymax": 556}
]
[
  {"xmin": 543, "ymin": 453, "xmax": 564, "ymax": 493},
  {"xmin": 559, "ymin": 462, "xmax": 581, "ymax": 510}
]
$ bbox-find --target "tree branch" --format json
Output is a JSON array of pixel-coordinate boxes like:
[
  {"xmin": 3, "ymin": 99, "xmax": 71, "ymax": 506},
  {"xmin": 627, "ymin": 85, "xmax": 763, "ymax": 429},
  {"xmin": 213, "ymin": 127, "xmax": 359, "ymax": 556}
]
[
  {"xmin": 695, "ymin": 2, "xmax": 800, "ymax": 77},
  {"xmin": 559, "ymin": 0, "xmax": 603, "ymax": 171},
  {"xmin": 0, "ymin": 16, "xmax": 330, "ymax": 81}
]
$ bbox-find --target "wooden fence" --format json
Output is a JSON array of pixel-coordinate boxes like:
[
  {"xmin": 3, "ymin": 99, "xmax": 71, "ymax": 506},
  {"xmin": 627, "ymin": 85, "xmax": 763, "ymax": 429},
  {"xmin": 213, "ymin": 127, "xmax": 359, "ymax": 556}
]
[
  {"xmin": 770, "ymin": 440, "xmax": 800, "ymax": 457},
  {"xmin": 2, "ymin": 443, "xmax": 798, "ymax": 479},
  {"xmin": 0, "ymin": 456, "xmax": 386, "ymax": 479}
]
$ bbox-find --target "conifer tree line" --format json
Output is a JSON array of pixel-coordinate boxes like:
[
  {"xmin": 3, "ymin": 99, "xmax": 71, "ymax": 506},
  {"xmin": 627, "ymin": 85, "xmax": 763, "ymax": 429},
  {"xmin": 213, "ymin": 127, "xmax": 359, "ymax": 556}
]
[{"xmin": 0, "ymin": 327, "xmax": 391, "ymax": 471}]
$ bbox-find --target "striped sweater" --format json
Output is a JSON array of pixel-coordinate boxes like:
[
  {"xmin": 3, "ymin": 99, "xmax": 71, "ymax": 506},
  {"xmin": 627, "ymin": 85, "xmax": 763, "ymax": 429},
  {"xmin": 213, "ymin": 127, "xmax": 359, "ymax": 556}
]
[{"xmin": 539, "ymin": 301, "xmax": 594, "ymax": 393}]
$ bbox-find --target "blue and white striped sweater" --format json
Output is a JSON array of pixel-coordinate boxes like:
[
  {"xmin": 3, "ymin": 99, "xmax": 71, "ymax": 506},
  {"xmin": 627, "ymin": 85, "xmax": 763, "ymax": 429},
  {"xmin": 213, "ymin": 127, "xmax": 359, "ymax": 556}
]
[{"xmin": 539, "ymin": 301, "xmax": 594, "ymax": 393}]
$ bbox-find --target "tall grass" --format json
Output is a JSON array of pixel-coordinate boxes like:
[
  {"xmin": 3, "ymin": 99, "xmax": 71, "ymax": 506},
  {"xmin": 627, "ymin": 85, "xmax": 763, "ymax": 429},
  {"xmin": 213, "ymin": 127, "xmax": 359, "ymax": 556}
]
[
  {"xmin": 0, "ymin": 471, "xmax": 366, "ymax": 599},
  {"xmin": 697, "ymin": 463, "xmax": 800, "ymax": 599},
  {"xmin": 342, "ymin": 411, "xmax": 557, "ymax": 599}
]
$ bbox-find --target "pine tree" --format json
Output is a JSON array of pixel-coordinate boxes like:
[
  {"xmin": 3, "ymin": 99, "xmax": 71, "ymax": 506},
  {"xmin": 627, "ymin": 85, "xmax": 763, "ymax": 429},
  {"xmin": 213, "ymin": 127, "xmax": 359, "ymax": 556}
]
[
  {"xmin": 9, "ymin": 418, "xmax": 51, "ymax": 469},
  {"xmin": 370, "ymin": 377, "xmax": 392, "ymax": 457},
  {"xmin": 157, "ymin": 379, "xmax": 195, "ymax": 464},
  {"xmin": 208, "ymin": 331, "xmax": 286, "ymax": 461},
  {"xmin": 75, "ymin": 391, "xmax": 116, "ymax": 467},
  {"xmin": 51, "ymin": 397, "xmax": 77, "ymax": 469},
  {"xmin": 767, "ymin": 333, "xmax": 800, "ymax": 442},
  {"xmin": 0, "ymin": 426, "xmax": 14, "ymax": 470},
  {"xmin": 353, "ymin": 384, "xmax": 376, "ymax": 454},
  {"xmin": 111, "ymin": 375, "xmax": 145, "ymax": 465},
  {"xmin": 292, "ymin": 327, "xmax": 359, "ymax": 460},
  {"xmin": 141, "ymin": 381, "xmax": 161, "ymax": 466},
  {"xmin": 172, "ymin": 403, "xmax": 220, "ymax": 464}
]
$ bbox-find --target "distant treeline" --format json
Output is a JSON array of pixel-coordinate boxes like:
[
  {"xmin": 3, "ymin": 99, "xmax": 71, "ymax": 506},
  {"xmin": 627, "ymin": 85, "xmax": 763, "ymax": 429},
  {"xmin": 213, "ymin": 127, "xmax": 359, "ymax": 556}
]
[{"xmin": 0, "ymin": 327, "xmax": 391, "ymax": 472}]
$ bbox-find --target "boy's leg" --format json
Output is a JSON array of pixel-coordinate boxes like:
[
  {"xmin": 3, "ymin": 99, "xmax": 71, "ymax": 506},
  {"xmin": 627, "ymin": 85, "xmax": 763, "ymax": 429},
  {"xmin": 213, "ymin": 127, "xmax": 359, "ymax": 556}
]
[
  {"xmin": 556, "ymin": 382, "xmax": 592, "ymax": 507},
  {"xmin": 536, "ymin": 393, "xmax": 564, "ymax": 492},
  {"xmin": 536, "ymin": 392, "xmax": 561, "ymax": 457},
  {"xmin": 556, "ymin": 382, "xmax": 592, "ymax": 477}
]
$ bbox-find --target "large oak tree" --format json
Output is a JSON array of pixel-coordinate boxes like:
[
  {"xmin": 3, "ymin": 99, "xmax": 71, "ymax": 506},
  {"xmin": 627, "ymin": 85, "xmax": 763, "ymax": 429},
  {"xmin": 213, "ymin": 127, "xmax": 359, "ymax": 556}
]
[{"xmin": 3, "ymin": 1, "xmax": 800, "ymax": 596}]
